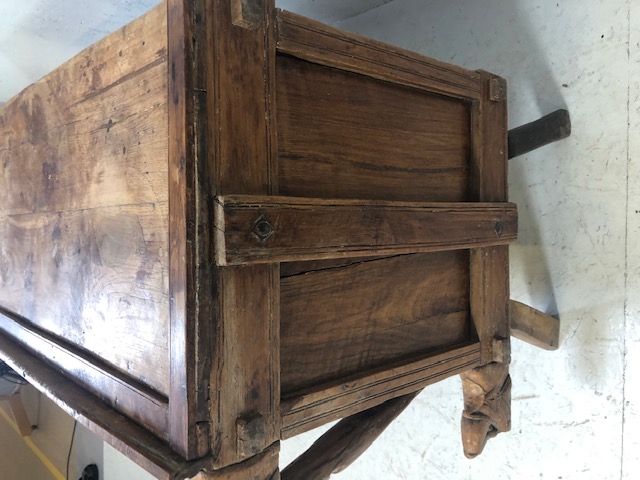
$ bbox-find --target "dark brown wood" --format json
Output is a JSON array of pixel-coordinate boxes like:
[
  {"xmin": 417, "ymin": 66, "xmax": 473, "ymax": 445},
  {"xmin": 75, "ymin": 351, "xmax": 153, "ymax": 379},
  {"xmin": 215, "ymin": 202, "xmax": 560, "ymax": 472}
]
[
  {"xmin": 215, "ymin": 195, "xmax": 517, "ymax": 265},
  {"xmin": 508, "ymin": 109, "xmax": 571, "ymax": 159},
  {"xmin": 212, "ymin": 265, "xmax": 280, "ymax": 468},
  {"xmin": 281, "ymin": 342, "xmax": 480, "ymax": 438},
  {"xmin": 275, "ymin": 9, "xmax": 482, "ymax": 100},
  {"xmin": 469, "ymin": 71, "xmax": 510, "ymax": 365},
  {"xmin": 0, "ymin": 1, "xmax": 532, "ymax": 476},
  {"xmin": 510, "ymin": 300, "xmax": 560, "ymax": 350},
  {"xmin": 205, "ymin": 0, "xmax": 280, "ymax": 469},
  {"xmin": 281, "ymin": 391, "xmax": 420, "ymax": 480},
  {"xmin": 280, "ymin": 252, "xmax": 472, "ymax": 395},
  {"xmin": 276, "ymin": 55, "xmax": 472, "ymax": 203},
  {"xmin": 167, "ymin": 0, "xmax": 212, "ymax": 459}
]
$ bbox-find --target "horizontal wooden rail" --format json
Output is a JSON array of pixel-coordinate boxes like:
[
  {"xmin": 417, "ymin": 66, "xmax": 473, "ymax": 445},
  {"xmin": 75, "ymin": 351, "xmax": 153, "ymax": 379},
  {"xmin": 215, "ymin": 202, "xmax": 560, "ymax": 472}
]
[
  {"xmin": 214, "ymin": 195, "xmax": 517, "ymax": 265},
  {"xmin": 281, "ymin": 342, "xmax": 481, "ymax": 438}
]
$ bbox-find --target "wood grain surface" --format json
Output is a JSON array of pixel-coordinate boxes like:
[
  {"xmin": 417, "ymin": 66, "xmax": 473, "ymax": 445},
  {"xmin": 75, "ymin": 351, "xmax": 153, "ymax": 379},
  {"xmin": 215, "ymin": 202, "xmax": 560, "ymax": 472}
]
[
  {"xmin": 276, "ymin": 9, "xmax": 482, "ymax": 100},
  {"xmin": 0, "ymin": 3, "xmax": 169, "ymax": 399},
  {"xmin": 205, "ymin": 0, "xmax": 281, "ymax": 469},
  {"xmin": 276, "ymin": 55, "xmax": 472, "ymax": 203},
  {"xmin": 281, "ymin": 251, "xmax": 471, "ymax": 394},
  {"xmin": 215, "ymin": 195, "xmax": 517, "ymax": 265},
  {"xmin": 281, "ymin": 342, "xmax": 480, "ymax": 438}
]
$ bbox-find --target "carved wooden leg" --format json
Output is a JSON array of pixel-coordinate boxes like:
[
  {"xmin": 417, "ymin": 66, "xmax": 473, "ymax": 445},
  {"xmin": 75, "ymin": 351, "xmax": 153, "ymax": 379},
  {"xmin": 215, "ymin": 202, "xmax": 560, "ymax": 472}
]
[{"xmin": 460, "ymin": 363, "xmax": 511, "ymax": 459}]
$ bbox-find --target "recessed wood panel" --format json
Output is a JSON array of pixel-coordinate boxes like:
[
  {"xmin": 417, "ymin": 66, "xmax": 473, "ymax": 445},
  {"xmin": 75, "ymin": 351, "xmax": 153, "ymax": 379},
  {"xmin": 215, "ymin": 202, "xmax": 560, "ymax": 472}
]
[
  {"xmin": 280, "ymin": 251, "xmax": 471, "ymax": 395},
  {"xmin": 276, "ymin": 55, "xmax": 472, "ymax": 203}
]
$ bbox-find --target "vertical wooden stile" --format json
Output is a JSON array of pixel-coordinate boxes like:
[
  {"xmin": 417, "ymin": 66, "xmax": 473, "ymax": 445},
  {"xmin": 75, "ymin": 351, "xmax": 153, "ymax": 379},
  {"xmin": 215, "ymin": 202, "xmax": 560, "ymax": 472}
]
[
  {"xmin": 167, "ymin": 0, "xmax": 213, "ymax": 460},
  {"xmin": 469, "ymin": 72, "xmax": 510, "ymax": 365},
  {"xmin": 206, "ymin": 0, "xmax": 280, "ymax": 472}
]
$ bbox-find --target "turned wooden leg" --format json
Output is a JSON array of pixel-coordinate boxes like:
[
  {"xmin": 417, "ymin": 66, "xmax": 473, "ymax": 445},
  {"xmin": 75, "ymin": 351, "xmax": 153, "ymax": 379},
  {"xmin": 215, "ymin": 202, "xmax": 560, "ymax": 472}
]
[{"xmin": 460, "ymin": 363, "xmax": 511, "ymax": 459}]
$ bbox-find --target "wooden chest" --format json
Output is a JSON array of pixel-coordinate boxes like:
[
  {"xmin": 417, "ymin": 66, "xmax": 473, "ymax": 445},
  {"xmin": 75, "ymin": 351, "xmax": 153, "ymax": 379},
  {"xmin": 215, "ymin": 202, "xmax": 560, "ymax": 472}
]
[{"xmin": 0, "ymin": 1, "xmax": 516, "ymax": 478}]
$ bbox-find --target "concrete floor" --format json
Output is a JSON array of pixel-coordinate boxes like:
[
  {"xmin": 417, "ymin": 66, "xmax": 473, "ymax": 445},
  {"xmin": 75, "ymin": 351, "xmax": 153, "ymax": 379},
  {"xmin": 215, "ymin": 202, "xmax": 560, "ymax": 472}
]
[{"xmin": 0, "ymin": 1, "xmax": 637, "ymax": 479}]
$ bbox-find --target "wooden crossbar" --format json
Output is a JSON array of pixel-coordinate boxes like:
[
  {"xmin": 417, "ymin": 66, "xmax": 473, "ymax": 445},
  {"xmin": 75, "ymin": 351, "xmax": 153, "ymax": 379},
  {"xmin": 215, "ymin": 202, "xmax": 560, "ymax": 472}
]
[{"xmin": 214, "ymin": 195, "xmax": 518, "ymax": 265}]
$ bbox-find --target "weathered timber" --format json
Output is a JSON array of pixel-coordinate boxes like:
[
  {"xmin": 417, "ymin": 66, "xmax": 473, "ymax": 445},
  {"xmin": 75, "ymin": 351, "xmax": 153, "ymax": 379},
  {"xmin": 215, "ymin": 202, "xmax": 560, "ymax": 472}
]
[
  {"xmin": 462, "ymin": 70, "xmax": 511, "ymax": 456},
  {"xmin": 508, "ymin": 109, "xmax": 571, "ymax": 159},
  {"xmin": 0, "ymin": 2, "xmax": 170, "ymax": 439},
  {"xmin": 280, "ymin": 252, "xmax": 471, "ymax": 395},
  {"xmin": 0, "ymin": 331, "xmax": 209, "ymax": 480},
  {"xmin": 206, "ymin": 0, "xmax": 281, "ymax": 470},
  {"xmin": 281, "ymin": 343, "xmax": 480, "ymax": 438},
  {"xmin": 189, "ymin": 443, "xmax": 280, "ymax": 480},
  {"xmin": 281, "ymin": 391, "xmax": 420, "ymax": 480},
  {"xmin": 275, "ymin": 9, "xmax": 482, "ymax": 100},
  {"xmin": 167, "ymin": 0, "xmax": 213, "ymax": 459},
  {"xmin": 0, "ymin": 0, "xmax": 553, "ymax": 476},
  {"xmin": 215, "ymin": 195, "xmax": 517, "ymax": 265},
  {"xmin": 510, "ymin": 300, "xmax": 560, "ymax": 350}
]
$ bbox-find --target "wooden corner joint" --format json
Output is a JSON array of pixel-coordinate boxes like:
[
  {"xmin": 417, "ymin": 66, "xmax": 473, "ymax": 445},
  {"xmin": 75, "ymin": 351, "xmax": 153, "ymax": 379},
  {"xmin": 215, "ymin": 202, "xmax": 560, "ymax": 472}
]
[
  {"xmin": 490, "ymin": 337, "xmax": 511, "ymax": 364},
  {"xmin": 231, "ymin": 0, "xmax": 264, "ymax": 30},
  {"xmin": 489, "ymin": 76, "xmax": 507, "ymax": 102},
  {"xmin": 236, "ymin": 412, "xmax": 267, "ymax": 459}
]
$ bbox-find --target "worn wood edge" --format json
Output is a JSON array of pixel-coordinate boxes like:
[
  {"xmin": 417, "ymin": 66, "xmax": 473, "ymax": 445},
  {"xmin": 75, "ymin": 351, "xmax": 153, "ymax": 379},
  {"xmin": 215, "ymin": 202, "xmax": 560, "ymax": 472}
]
[
  {"xmin": 0, "ymin": 3, "xmax": 167, "ymax": 115},
  {"xmin": 281, "ymin": 391, "xmax": 420, "ymax": 480},
  {"xmin": 219, "ymin": 195, "xmax": 517, "ymax": 210},
  {"xmin": 469, "ymin": 71, "xmax": 510, "ymax": 365},
  {"xmin": 230, "ymin": 0, "xmax": 263, "ymax": 30},
  {"xmin": 167, "ymin": 0, "xmax": 212, "ymax": 459},
  {"xmin": 0, "ymin": 331, "xmax": 213, "ymax": 480},
  {"xmin": 275, "ymin": 9, "xmax": 482, "ymax": 100},
  {"xmin": 0, "ymin": 305, "xmax": 169, "ymax": 437},
  {"xmin": 508, "ymin": 109, "xmax": 571, "ymax": 159},
  {"xmin": 281, "ymin": 342, "xmax": 480, "ymax": 438},
  {"xmin": 509, "ymin": 300, "xmax": 560, "ymax": 350},
  {"xmin": 216, "ymin": 195, "xmax": 517, "ymax": 265},
  {"xmin": 213, "ymin": 197, "xmax": 227, "ymax": 266},
  {"xmin": 190, "ymin": 442, "xmax": 279, "ymax": 479}
]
